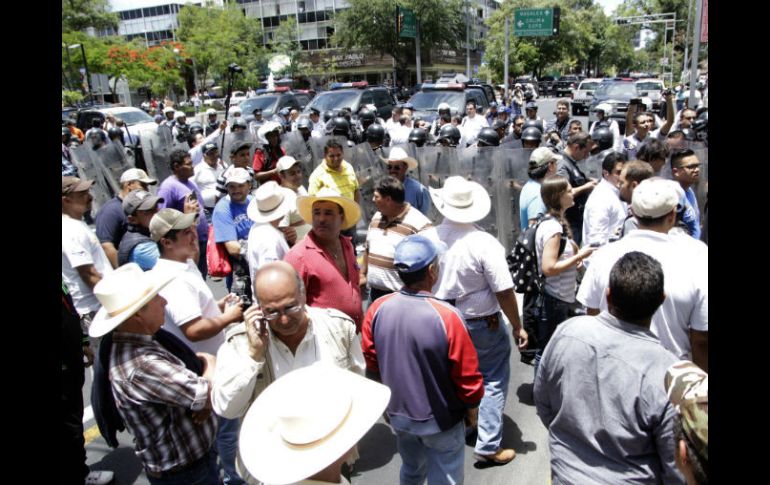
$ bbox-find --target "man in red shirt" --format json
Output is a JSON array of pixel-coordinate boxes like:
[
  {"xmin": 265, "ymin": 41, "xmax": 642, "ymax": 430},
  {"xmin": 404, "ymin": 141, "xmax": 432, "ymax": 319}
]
[
  {"xmin": 252, "ymin": 121, "xmax": 285, "ymax": 185},
  {"xmin": 284, "ymin": 188, "xmax": 364, "ymax": 331}
]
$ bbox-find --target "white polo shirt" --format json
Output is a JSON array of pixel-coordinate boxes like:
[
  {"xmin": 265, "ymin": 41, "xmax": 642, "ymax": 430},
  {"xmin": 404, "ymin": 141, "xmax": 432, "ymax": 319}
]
[
  {"xmin": 581, "ymin": 178, "xmax": 628, "ymax": 247},
  {"xmin": 157, "ymin": 258, "xmax": 226, "ymax": 355},
  {"xmin": 246, "ymin": 223, "xmax": 289, "ymax": 302},
  {"xmin": 459, "ymin": 114, "xmax": 489, "ymax": 146},
  {"xmin": 576, "ymin": 230, "xmax": 708, "ymax": 360},
  {"xmin": 62, "ymin": 214, "xmax": 113, "ymax": 315},
  {"xmin": 433, "ymin": 220, "xmax": 513, "ymax": 318}
]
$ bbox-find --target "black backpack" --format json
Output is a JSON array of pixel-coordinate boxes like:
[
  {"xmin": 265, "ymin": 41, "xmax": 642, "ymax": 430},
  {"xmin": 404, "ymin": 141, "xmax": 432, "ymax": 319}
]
[{"xmin": 508, "ymin": 215, "xmax": 566, "ymax": 294}]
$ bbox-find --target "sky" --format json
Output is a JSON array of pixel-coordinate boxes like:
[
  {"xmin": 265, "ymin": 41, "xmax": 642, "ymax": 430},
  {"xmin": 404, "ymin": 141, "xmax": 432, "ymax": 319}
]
[{"xmin": 595, "ymin": 0, "xmax": 623, "ymax": 16}]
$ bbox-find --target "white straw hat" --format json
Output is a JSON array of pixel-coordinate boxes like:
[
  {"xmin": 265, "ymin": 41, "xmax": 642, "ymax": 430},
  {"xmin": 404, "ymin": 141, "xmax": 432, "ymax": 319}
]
[
  {"xmin": 428, "ymin": 175, "xmax": 491, "ymax": 223},
  {"xmin": 247, "ymin": 181, "xmax": 296, "ymax": 223}
]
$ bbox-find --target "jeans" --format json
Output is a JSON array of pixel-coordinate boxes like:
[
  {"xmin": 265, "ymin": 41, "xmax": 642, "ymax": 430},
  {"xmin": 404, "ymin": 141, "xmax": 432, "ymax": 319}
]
[
  {"xmin": 217, "ymin": 416, "xmax": 245, "ymax": 485},
  {"xmin": 533, "ymin": 292, "xmax": 572, "ymax": 379},
  {"xmin": 465, "ymin": 314, "xmax": 511, "ymax": 455},
  {"xmin": 396, "ymin": 421, "xmax": 465, "ymax": 485},
  {"xmin": 146, "ymin": 449, "xmax": 219, "ymax": 485}
]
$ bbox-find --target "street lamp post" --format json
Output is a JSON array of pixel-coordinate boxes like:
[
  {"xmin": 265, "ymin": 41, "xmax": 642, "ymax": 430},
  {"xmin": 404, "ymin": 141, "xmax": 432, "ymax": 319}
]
[{"xmin": 68, "ymin": 43, "xmax": 93, "ymax": 104}]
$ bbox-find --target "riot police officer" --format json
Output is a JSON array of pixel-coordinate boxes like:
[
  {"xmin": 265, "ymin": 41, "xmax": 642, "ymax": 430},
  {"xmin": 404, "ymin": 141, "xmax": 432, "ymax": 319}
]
[
  {"xmin": 436, "ymin": 124, "xmax": 461, "ymax": 148},
  {"xmin": 408, "ymin": 128, "xmax": 428, "ymax": 148},
  {"xmin": 475, "ymin": 127, "xmax": 500, "ymax": 147},
  {"xmin": 521, "ymin": 125, "xmax": 543, "ymax": 149},
  {"xmin": 366, "ymin": 123, "xmax": 387, "ymax": 155}
]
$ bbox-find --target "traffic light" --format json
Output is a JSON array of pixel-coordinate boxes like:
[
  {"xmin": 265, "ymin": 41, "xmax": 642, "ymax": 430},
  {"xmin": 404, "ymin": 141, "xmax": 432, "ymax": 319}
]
[{"xmin": 616, "ymin": 18, "xmax": 630, "ymax": 25}]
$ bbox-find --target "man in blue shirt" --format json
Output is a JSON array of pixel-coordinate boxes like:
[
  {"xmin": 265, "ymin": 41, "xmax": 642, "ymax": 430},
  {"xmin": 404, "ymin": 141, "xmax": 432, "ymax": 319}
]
[
  {"xmin": 519, "ymin": 147, "xmax": 558, "ymax": 230},
  {"xmin": 384, "ymin": 147, "xmax": 431, "ymax": 216},
  {"xmin": 213, "ymin": 167, "xmax": 254, "ymax": 290},
  {"xmin": 670, "ymin": 148, "xmax": 702, "ymax": 239}
]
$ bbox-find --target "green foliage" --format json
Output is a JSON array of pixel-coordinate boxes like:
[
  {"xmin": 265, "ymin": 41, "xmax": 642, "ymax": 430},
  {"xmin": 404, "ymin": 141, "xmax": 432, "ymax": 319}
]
[
  {"xmin": 62, "ymin": 0, "xmax": 118, "ymax": 32},
  {"xmin": 62, "ymin": 90, "xmax": 85, "ymax": 106}
]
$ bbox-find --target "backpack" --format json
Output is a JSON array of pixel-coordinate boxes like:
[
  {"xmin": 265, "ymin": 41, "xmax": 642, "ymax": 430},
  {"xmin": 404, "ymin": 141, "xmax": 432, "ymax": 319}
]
[{"xmin": 508, "ymin": 215, "xmax": 566, "ymax": 294}]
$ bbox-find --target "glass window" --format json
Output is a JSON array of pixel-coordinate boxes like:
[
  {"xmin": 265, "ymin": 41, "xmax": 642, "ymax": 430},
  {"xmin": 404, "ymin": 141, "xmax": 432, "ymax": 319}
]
[
  {"xmin": 308, "ymin": 39, "xmax": 318, "ymax": 50},
  {"xmin": 318, "ymin": 38, "xmax": 327, "ymax": 49},
  {"xmin": 307, "ymin": 11, "xmax": 316, "ymax": 22},
  {"xmin": 360, "ymin": 92, "xmax": 373, "ymax": 105}
]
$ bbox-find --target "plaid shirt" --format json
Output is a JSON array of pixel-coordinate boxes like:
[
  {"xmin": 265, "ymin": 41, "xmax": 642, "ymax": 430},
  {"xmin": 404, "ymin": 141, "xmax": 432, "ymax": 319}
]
[{"xmin": 110, "ymin": 332, "xmax": 217, "ymax": 474}]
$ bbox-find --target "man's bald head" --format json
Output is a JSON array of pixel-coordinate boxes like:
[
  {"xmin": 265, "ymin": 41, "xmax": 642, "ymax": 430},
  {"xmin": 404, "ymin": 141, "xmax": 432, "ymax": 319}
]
[{"xmin": 254, "ymin": 261, "xmax": 305, "ymax": 303}]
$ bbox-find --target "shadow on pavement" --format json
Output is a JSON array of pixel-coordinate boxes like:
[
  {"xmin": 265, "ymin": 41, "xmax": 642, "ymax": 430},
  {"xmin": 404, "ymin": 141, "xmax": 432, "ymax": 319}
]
[
  {"xmin": 471, "ymin": 414, "xmax": 538, "ymax": 470},
  {"xmin": 354, "ymin": 421, "xmax": 397, "ymax": 472},
  {"xmin": 90, "ymin": 445, "xmax": 145, "ymax": 484},
  {"xmin": 516, "ymin": 382, "xmax": 534, "ymax": 406}
]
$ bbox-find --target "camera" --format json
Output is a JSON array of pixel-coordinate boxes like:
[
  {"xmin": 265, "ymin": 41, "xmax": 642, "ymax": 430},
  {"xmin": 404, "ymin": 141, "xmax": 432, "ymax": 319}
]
[{"xmin": 661, "ymin": 88, "xmax": 673, "ymax": 97}]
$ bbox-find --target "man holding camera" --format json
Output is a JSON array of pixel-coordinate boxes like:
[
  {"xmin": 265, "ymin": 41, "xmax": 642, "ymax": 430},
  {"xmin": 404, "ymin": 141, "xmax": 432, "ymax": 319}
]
[
  {"xmin": 623, "ymin": 91, "xmax": 675, "ymax": 160},
  {"xmin": 150, "ymin": 207, "xmax": 247, "ymax": 485}
]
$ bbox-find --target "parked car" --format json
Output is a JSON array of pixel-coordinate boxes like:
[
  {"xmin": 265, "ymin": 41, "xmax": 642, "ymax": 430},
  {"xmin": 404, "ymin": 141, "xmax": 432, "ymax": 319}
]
[
  {"xmin": 302, "ymin": 82, "xmax": 397, "ymax": 121},
  {"xmin": 467, "ymin": 83, "xmax": 497, "ymax": 106},
  {"xmin": 239, "ymin": 88, "xmax": 304, "ymax": 122},
  {"xmin": 635, "ymin": 78, "xmax": 666, "ymax": 110},
  {"xmin": 538, "ymin": 76, "xmax": 556, "ymax": 97},
  {"xmin": 76, "ymin": 106, "xmax": 157, "ymax": 137},
  {"xmin": 555, "ymin": 75, "xmax": 580, "ymax": 98},
  {"xmin": 407, "ymin": 82, "xmax": 490, "ymax": 125},
  {"xmin": 571, "ymin": 78, "xmax": 604, "ymax": 116}
]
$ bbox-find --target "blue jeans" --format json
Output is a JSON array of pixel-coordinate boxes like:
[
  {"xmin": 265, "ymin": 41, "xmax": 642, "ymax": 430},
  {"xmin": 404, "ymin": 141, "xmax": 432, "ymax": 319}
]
[
  {"xmin": 465, "ymin": 314, "xmax": 511, "ymax": 455},
  {"xmin": 146, "ymin": 449, "xmax": 219, "ymax": 485},
  {"xmin": 533, "ymin": 292, "xmax": 572, "ymax": 379},
  {"xmin": 396, "ymin": 421, "xmax": 465, "ymax": 485},
  {"xmin": 218, "ymin": 416, "xmax": 245, "ymax": 485}
]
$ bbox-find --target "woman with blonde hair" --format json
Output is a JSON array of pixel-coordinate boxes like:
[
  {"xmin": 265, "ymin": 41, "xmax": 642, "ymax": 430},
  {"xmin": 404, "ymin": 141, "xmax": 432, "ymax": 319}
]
[{"xmin": 533, "ymin": 175, "xmax": 597, "ymax": 375}]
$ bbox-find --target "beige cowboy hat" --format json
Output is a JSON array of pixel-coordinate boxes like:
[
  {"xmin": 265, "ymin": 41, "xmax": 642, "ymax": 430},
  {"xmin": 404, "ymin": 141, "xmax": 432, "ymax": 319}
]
[
  {"xmin": 257, "ymin": 121, "xmax": 282, "ymax": 144},
  {"xmin": 428, "ymin": 175, "xmax": 491, "ymax": 224},
  {"xmin": 247, "ymin": 181, "xmax": 296, "ymax": 223},
  {"xmin": 382, "ymin": 146, "xmax": 418, "ymax": 170},
  {"xmin": 238, "ymin": 362, "xmax": 390, "ymax": 485},
  {"xmin": 88, "ymin": 263, "xmax": 178, "ymax": 337},
  {"xmin": 296, "ymin": 188, "xmax": 361, "ymax": 230}
]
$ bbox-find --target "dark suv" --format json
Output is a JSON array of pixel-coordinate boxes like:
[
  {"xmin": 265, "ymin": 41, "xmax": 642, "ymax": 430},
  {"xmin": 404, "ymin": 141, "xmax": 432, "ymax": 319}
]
[
  {"xmin": 239, "ymin": 88, "xmax": 308, "ymax": 122},
  {"xmin": 407, "ymin": 83, "xmax": 491, "ymax": 124},
  {"xmin": 555, "ymin": 75, "xmax": 580, "ymax": 98},
  {"xmin": 302, "ymin": 82, "xmax": 397, "ymax": 120},
  {"xmin": 538, "ymin": 76, "xmax": 556, "ymax": 97},
  {"xmin": 588, "ymin": 80, "xmax": 639, "ymax": 133}
]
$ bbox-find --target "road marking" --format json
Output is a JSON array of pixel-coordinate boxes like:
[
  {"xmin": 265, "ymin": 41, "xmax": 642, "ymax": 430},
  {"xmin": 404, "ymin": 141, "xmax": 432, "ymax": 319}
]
[{"xmin": 84, "ymin": 424, "xmax": 101, "ymax": 445}]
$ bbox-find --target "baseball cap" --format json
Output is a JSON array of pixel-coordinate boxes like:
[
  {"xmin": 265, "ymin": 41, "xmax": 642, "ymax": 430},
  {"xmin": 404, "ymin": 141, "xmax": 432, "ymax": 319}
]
[
  {"xmin": 149, "ymin": 208, "xmax": 197, "ymax": 242},
  {"xmin": 62, "ymin": 176, "xmax": 94, "ymax": 195},
  {"xmin": 664, "ymin": 361, "xmax": 708, "ymax": 460},
  {"xmin": 529, "ymin": 147, "xmax": 561, "ymax": 169},
  {"xmin": 120, "ymin": 168, "xmax": 157, "ymax": 185},
  {"xmin": 122, "ymin": 189, "xmax": 164, "ymax": 215},
  {"xmin": 277, "ymin": 155, "xmax": 300, "ymax": 172},
  {"xmin": 202, "ymin": 141, "xmax": 218, "ymax": 154},
  {"xmin": 226, "ymin": 167, "xmax": 251, "ymax": 185},
  {"xmin": 230, "ymin": 140, "xmax": 253, "ymax": 155},
  {"xmin": 394, "ymin": 235, "xmax": 446, "ymax": 273},
  {"xmin": 525, "ymin": 101, "xmax": 538, "ymax": 110},
  {"xmin": 631, "ymin": 178, "xmax": 680, "ymax": 218}
]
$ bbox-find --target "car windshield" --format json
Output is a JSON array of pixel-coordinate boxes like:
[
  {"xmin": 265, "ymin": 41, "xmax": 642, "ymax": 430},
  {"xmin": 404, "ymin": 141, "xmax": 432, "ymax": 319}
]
[
  {"xmin": 305, "ymin": 91, "xmax": 361, "ymax": 113},
  {"xmin": 409, "ymin": 91, "xmax": 465, "ymax": 113},
  {"xmin": 636, "ymin": 82, "xmax": 662, "ymax": 91},
  {"xmin": 240, "ymin": 96, "xmax": 279, "ymax": 117},
  {"xmin": 108, "ymin": 109, "xmax": 154, "ymax": 126},
  {"xmin": 594, "ymin": 83, "xmax": 637, "ymax": 98},
  {"xmin": 579, "ymin": 82, "xmax": 601, "ymax": 91}
]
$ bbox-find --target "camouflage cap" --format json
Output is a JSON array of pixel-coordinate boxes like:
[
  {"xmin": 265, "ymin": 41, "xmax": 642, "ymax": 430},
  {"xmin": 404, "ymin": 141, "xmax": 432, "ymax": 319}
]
[{"xmin": 664, "ymin": 361, "xmax": 708, "ymax": 460}]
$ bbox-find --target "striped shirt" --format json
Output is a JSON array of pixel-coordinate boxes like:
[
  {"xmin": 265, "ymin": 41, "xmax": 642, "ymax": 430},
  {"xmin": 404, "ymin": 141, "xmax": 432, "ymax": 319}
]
[
  {"xmin": 308, "ymin": 160, "xmax": 359, "ymax": 201},
  {"xmin": 366, "ymin": 204, "xmax": 439, "ymax": 292},
  {"xmin": 215, "ymin": 164, "xmax": 256, "ymax": 198},
  {"xmin": 109, "ymin": 332, "xmax": 217, "ymax": 474}
]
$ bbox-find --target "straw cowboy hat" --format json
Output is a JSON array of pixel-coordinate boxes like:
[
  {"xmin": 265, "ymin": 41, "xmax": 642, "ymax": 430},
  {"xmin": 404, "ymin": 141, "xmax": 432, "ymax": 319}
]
[
  {"xmin": 238, "ymin": 362, "xmax": 390, "ymax": 485},
  {"xmin": 257, "ymin": 121, "xmax": 282, "ymax": 144},
  {"xmin": 428, "ymin": 175, "xmax": 491, "ymax": 223},
  {"xmin": 247, "ymin": 181, "xmax": 296, "ymax": 223},
  {"xmin": 383, "ymin": 146, "xmax": 418, "ymax": 170},
  {"xmin": 88, "ymin": 263, "xmax": 178, "ymax": 338},
  {"xmin": 297, "ymin": 188, "xmax": 361, "ymax": 230}
]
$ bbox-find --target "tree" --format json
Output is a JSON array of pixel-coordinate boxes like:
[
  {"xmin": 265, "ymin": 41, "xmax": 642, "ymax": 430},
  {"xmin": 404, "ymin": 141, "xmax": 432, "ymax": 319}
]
[
  {"xmin": 62, "ymin": 0, "xmax": 118, "ymax": 32},
  {"xmin": 270, "ymin": 17, "xmax": 302, "ymax": 77},
  {"xmin": 334, "ymin": 0, "xmax": 464, "ymax": 83}
]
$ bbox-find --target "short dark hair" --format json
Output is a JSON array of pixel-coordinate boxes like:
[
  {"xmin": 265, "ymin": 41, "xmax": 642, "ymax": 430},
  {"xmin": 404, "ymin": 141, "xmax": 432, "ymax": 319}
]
[
  {"xmin": 397, "ymin": 259, "xmax": 435, "ymax": 287},
  {"xmin": 169, "ymin": 149, "xmax": 190, "ymax": 170},
  {"xmin": 567, "ymin": 131, "xmax": 591, "ymax": 147},
  {"xmin": 324, "ymin": 139, "xmax": 343, "ymax": 154},
  {"xmin": 608, "ymin": 252, "xmax": 665, "ymax": 322},
  {"xmin": 633, "ymin": 111, "xmax": 654, "ymax": 125},
  {"xmin": 623, "ymin": 160, "xmax": 654, "ymax": 184},
  {"xmin": 601, "ymin": 151, "xmax": 624, "ymax": 173},
  {"xmin": 513, "ymin": 115, "xmax": 525, "ymax": 124},
  {"xmin": 440, "ymin": 113, "xmax": 451, "ymax": 124},
  {"xmin": 670, "ymin": 147, "xmax": 696, "ymax": 169},
  {"xmin": 636, "ymin": 139, "xmax": 670, "ymax": 163},
  {"xmin": 375, "ymin": 176, "xmax": 405, "ymax": 204},
  {"xmin": 568, "ymin": 120, "xmax": 582, "ymax": 130},
  {"xmin": 556, "ymin": 99, "xmax": 570, "ymax": 109},
  {"xmin": 466, "ymin": 100, "xmax": 477, "ymax": 108}
]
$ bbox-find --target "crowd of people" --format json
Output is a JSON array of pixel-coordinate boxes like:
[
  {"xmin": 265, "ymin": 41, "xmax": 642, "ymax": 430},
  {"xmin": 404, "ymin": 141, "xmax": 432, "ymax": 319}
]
[{"xmin": 62, "ymin": 86, "xmax": 708, "ymax": 485}]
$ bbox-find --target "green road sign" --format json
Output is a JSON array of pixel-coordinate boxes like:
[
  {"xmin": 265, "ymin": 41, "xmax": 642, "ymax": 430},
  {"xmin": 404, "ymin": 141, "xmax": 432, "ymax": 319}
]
[
  {"xmin": 514, "ymin": 8, "xmax": 560, "ymax": 37},
  {"xmin": 398, "ymin": 6, "xmax": 416, "ymax": 38}
]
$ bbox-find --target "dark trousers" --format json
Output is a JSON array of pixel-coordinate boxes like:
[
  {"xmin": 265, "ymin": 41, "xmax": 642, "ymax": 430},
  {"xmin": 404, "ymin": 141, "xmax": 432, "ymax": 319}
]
[
  {"xmin": 369, "ymin": 287, "xmax": 393, "ymax": 304},
  {"xmin": 533, "ymin": 292, "xmax": 572, "ymax": 377},
  {"xmin": 61, "ymin": 363, "xmax": 88, "ymax": 484}
]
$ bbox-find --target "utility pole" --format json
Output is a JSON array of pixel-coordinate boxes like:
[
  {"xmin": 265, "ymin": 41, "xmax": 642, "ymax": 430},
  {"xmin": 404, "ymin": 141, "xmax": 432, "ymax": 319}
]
[
  {"xmin": 687, "ymin": 0, "xmax": 703, "ymax": 107},
  {"xmin": 683, "ymin": 0, "xmax": 695, "ymax": 81},
  {"xmin": 504, "ymin": 17, "xmax": 509, "ymax": 102},
  {"xmin": 465, "ymin": 0, "xmax": 471, "ymax": 79},
  {"xmin": 416, "ymin": 18, "xmax": 422, "ymax": 84}
]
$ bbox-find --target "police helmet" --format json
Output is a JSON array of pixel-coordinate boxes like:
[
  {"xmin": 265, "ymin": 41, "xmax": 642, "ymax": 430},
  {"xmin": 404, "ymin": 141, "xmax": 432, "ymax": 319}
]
[
  {"xmin": 323, "ymin": 110, "xmax": 335, "ymax": 123},
  {"xmin": 359, "ymin": 109, "xmax": 375, "ymax": 124},
  {"xmin": 107, "ymin": 127, "xmax": 123, "ymax": 140},
  {"xmin": 297, "ymin": 117, "xmax": 313, "ymax": 130},
  {"xmin": 174, "ymin": 111, "xmax": 186, "ymax": 121},
  {"xmin": 525, "ymin": 101, "xmax": 538, "ymax": 111},
  {"xmin": 437, "ymin": 124, "xmax": 461, "ymax": 145},
  {"xmin": 524, "ymin": 91, "xmax": 534, "ymax": 102},
  {"xmin": 492, "ymin": 119, "xmax": 507, "ymax": 131},
  {"xmin": 279, "ymin": 107, "xmax": 291, "ymax": 117},
  {"xmin": 408, "ymin": 128, "xmax": 428, "ymax": 146},
  {"xmin": 232, "ymin": 117, "xmax": 248, "ymax": 130},
  {"xmin": 365, "ymin": 123, "xmax": 385, "ymax": 143},
  {"xmin": 591, "ymin": 126, "xmax": 613, "ymax": 151},
  {"xmin": 680, "ymin": 128, "xmax": 697, "ymax": 141},
  {"xmin": 437, "ymin": 102, "xmax": 451, "ymax": 114},
  {"xmin": 331, "ymin": 117, "xmax": 350, "ymax": 136},
  {"xmin": 476, "ymin": 127, "xmax": 500, "ymax": 147},
  {"xmin": 206, "ymin": 108, "xmax": 217, "ymax": 116},
  {"xmin": 521, "ymin": 126, "xmax": 543, "ymax": 142},
  {"xmin": 188, "ymin": 122, "xmax": 204, "ymax": 135},
  {"xmin": 522, "ymin": 119, "xmax": 543, "ymax": 133}
]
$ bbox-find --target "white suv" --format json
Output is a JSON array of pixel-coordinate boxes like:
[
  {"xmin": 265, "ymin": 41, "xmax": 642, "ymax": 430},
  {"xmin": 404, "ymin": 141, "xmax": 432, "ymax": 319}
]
[
  {"xmin": 571, "ymin": 78, "xmax": 604, "ymax": 116},
  {"xmin": 635, "ymin": 79, "xmax": 665, "ymax": 110}
]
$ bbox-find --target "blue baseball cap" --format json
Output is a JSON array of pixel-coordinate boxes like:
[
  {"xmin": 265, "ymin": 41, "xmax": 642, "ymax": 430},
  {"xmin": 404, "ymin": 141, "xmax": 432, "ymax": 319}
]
[
  {"xmin": 499, "ymin": 106, "xmax": 512, "ymax": 114},
  {"xmin": 394, "ymin": 235, "xmax": 446, "ymax": 273}
]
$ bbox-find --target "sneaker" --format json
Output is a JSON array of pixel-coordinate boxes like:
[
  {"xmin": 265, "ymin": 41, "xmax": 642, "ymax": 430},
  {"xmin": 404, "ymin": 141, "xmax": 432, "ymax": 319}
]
[
  {"xmin": 474, "ymin": 448, "xmax": 516, "ymax": 464},
  {"xmin": 85, "ymin": 470, "xmax": 114, "ymax": 485}
]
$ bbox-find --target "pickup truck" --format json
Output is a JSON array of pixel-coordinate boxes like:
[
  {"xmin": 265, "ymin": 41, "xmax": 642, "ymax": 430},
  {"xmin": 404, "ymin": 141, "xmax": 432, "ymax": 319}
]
[
  {"xmin": 555, "ymin": 75, "xmax": 580, "ymax": 98},
  {"xmin": 571, "ymin": 78, "xmax": 604, "ymax": 116}
]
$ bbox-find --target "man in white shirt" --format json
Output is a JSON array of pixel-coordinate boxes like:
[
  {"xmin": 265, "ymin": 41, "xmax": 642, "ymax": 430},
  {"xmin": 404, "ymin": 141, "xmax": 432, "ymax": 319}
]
[
  {"xmin": 460, "ymin": 100, "xmax": 489, "ymax": 147},
  {"xmin": 62, "ymin": 176, "xmax": 113, "ymax": 331},
  {"xmin": 623, "ymin": 91, "xmax": 675, "ymax": 160},
  {"xmin": 431, "ymin": 176, "xmax": 528, "ymax": 465},
  {"xmin": 577, "ymin": 178, "xmax": 708, "ymax": 372},
  {"xmin": 581, "ymin": 151, "xmax": 627, "ymax": 247},
  {"xmin": 193, "ymin": 141, "xmax": 227, "ymax": 222},
  {"xmin": 150, "ymin": 207, "xmax": 246, "ymax": 485}
]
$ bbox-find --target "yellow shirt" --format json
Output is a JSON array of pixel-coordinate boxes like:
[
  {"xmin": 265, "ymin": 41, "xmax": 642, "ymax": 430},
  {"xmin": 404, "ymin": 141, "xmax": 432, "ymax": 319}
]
[{"xmin": 308, "ymin": 160, "xmax": 359, "ymax": 201}]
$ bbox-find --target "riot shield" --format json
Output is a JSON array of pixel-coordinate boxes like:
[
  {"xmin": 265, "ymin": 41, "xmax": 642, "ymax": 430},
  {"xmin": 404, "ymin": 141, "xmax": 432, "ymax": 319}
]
[
  {"xmin": 346, "ymin": 142, "xmax": 386, "ymax": 228},
  {"xmin": 279, "ymin": 131, "xmax": 314, "ymax": 184},
  {"xmin": 220, "ymin": 130, "xmax": 257, "ymax": 166},
  {"xmin": 308, "ymin": 135, "xmax": 350, "ymax": 173},
  {"xmin": 414, "ymin": 146, "xmax": 460, "ymax": 224},
  {"xmin": 140, "ymin": 129, "xmax": 173, "ymax": 186},
  {"xmin": 69, "ymin": 144, "xmax": 114, "ymax": 216},
  {"xmin": 93, "ymin": 142, "xmax": 134, "ymax": 197},
  {"xmin": 496, "ymin": 147, "xmax": 533, "ymax": 252},
  {"xmin": 453, "ymin": 147, "xmax": 499, "ymax": 242},
  {"xmin": 578, "ymin": 150, "xmax": 607, "ymax": 182}
]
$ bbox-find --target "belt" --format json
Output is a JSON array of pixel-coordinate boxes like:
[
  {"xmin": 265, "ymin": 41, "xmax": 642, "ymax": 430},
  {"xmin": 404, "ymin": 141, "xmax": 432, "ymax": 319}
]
[{"xmin": 465, "ymin": 311, "xmax": 501, "ymax": 330}]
